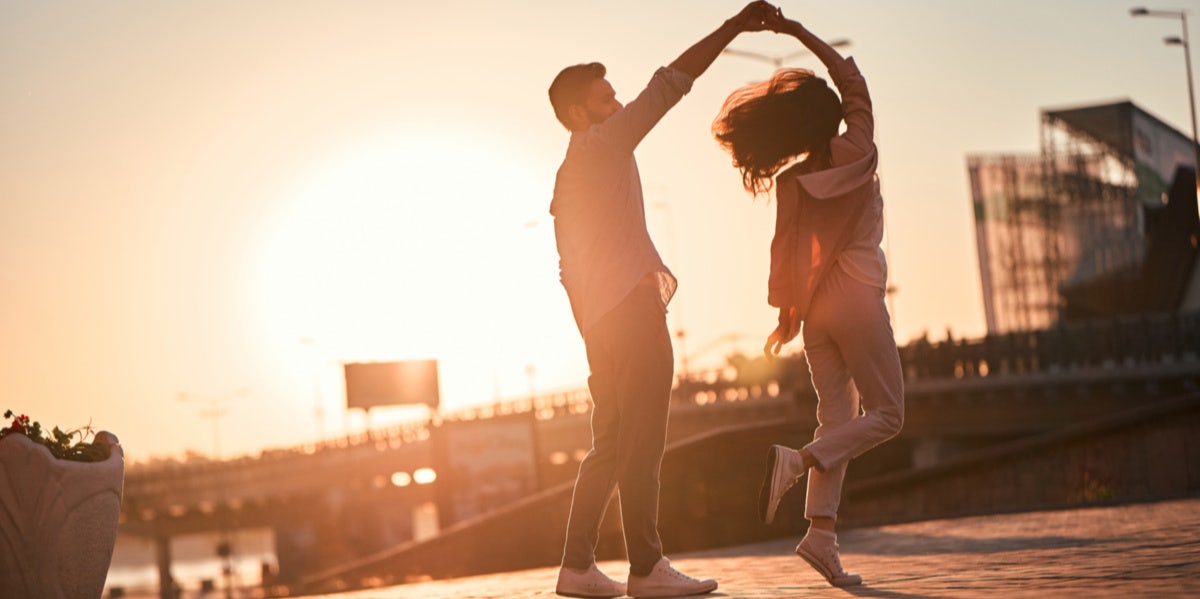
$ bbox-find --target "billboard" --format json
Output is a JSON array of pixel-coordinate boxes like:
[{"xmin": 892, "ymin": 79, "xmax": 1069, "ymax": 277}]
[
  {"xmin": 433, "ymin": 413, "xmax": 539, "ymax": 525},
  {"xmin": 343, "ymin": 360, "xmax": 440, "ymax": 409},
  {"xmin": 1132, "ymin": 108, "xmax": 1197, "ymax": 206}
]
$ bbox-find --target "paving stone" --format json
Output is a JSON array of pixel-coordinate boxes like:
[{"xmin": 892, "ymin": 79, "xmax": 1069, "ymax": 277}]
[{"xmin": 314, "ymin": 497, "xmax": 1200, "ymax": 598}]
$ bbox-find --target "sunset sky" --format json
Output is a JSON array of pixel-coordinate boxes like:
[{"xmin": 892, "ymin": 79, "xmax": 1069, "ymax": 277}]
[{"xmin": 3, "ymin": 0, "xmax": 1196, "ymax": 460}]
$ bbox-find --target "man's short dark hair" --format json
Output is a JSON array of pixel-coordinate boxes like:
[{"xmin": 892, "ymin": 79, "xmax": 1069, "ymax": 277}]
[{"xmin": 549, "ymin": 62, "xmax": 606, "ymax": 129}]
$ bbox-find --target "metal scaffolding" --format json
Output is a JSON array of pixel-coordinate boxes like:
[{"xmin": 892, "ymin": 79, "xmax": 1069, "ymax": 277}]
[{"xmin": 969, "ymin": 101, "xmax": 1197, "ymax": 334}]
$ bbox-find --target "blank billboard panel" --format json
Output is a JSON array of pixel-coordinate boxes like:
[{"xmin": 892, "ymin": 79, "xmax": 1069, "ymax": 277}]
[{"xmin": 344, "ymin": 360, "xmax": 440, "ymax": 409}]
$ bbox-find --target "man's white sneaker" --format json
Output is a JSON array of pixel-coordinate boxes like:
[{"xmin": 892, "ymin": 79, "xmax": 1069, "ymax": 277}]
[
  {"xmin": 795, "ymin": 530, "xmax": 862, "ymax": 587},
  {"xmin": 626, "ymin": 557, "xmax": 717, "ymax": 598},
  {"xmin": 759, "ymin": 444, "xmax": 807, "ymax": 524},
  {"xmin": 556, "ymin": 563, "xmax": 627, "ymax": 598}
]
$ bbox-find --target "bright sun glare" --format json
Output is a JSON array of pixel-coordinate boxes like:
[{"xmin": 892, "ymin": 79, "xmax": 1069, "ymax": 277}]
[{"xmin": 253, "ymin": 127, "xmax": 586, "ymax": 412}]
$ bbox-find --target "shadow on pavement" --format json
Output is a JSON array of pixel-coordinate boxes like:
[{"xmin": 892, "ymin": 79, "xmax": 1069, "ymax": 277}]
[
  {"xmin": 842, "ymin": 586, "xmax": 948, "ymax": 599},
  {"xmin": 843, "ymin": 530, "xmax": 1107, "ymax": 555}
]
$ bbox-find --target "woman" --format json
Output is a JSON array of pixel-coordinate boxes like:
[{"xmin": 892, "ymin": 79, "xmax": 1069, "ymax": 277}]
[{"xmin": 713, "ymin": 8, "xmax": 904, "ymax": 588}]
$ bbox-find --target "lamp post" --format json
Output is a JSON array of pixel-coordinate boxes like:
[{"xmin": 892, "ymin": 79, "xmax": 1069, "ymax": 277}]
[
  {"xmin": 1131, "ymin": 7, "xmax": 1200, "ymax": 187},
  {"xmin": 298, "ymin": 337, "xmax": 325, "ymax": 440},
  {"xmin": 177, "ymin": 391, "xmax": 232, "ymax": 461},
  {"xmin": 178, "ymin": 388, "xmax": 247, "ymax": 599},
  {"xmin": 721, "ymin": 38, "xmax": 851, "ymax": 69},
  {"xmin": 650, "ymin": 195, "xmax": 690, "ymax": 381}
]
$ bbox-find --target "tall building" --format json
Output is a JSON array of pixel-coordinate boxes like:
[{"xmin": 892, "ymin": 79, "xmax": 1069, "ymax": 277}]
[{"xmin": 968, "ymin": 100, "xmax": 1200, "ymax": 334}]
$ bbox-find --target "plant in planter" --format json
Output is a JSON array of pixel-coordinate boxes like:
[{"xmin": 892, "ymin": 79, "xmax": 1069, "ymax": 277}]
[{"xmin": 0, "ymin": 410, "xmax": 125, "ymax": 599}]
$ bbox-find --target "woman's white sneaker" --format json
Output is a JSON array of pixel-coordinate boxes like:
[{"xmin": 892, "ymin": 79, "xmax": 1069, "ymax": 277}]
[
  {"xmin": 795, "ymin": 530, "xmax": 862, "ymax": 587},
  {"xmin": 626, "ymin": 557, "xmax": 717, "ymax": 598},
  {"xmin": 759, "ymin": 445, "xmax": 807, "ymax": 524},
  {"xmin": 556, "ymin": 563, "xmax": 627, "ymax": 598}
]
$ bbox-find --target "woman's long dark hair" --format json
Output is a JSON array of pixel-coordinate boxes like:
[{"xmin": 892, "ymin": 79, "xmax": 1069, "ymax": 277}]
[{"xmin": 713, "ymin": 69, "xmax": 842, "ymax": 195}]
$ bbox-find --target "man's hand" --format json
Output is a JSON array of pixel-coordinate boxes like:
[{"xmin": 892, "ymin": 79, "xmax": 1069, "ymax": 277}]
[
  {"xmin": 759, "ymin": 4, "xmax": 844, "ymax": 69},
  {"xmin": 762, "ymin": 4, "xmax": 791, "ymax": 33},
  {"xmin": 729, "ymin": 1, "xmax": 777, "ymax": 33},
  {"xmin": 763, "ymin": 306, "xmax": 798, "ymax": 363},
  {"xmin": 669, "ymin": 1, "xmax": 775, "ymax": 80}
]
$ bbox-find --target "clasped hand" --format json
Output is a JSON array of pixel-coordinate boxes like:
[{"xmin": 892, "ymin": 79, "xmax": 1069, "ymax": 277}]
[{"xmin": 731, "ymin": 1, "xmax": 789, "ymax": 33}]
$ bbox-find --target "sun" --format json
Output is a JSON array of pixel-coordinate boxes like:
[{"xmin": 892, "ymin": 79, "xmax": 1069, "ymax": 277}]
[{"xmin": 250, "ymin": 126, "xmax": 587, "ymax": 412}]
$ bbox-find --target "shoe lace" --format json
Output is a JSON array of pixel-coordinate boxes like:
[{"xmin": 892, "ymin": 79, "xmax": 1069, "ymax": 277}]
[
  {"xmin": 823, "ymin": 544, "xmax": 848, "ymax": 575},
  {"xmin": 578, "ymin": 566, "xmax": 621, "ymax": 588},
  {"xmin": 801, "ymin": 537, "xmax": 850, "ymax": 576},
  {"xmin": 665, "ymin": 564, "xmax": 699, "ymax": 582}
]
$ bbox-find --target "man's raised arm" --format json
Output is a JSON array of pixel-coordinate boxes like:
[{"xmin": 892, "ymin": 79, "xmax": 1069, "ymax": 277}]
[
  {"xmin": 670, "ymin": 1, "xmax": 774, "ymax": 79},
  {"xmin": 593, "ymin": 1, "xmax": 775, "ymax": 154}
]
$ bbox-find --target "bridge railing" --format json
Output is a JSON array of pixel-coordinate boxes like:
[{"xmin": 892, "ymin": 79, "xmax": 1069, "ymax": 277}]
[
  {"xmin": 124, "ymin": 390, "xmax": 597, "ymax": 480},
  {"xmin": 671, "ymin": 310, "xmax": 1200, "ymax": 402},
  {"xmin": 126, "ymin": 311, "xmax": 1199, "ymax": 479},
  {"xmin": 901, "ymin": 310, "xmax": 1200, "ymax": 382},
  {"xmin": 432, "ymin": 387, "xmax": 595, "ymax": 424}
]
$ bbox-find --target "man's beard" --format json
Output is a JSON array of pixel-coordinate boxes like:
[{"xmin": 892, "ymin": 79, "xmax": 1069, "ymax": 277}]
[{"xmin": 587, "ymin": 108, "xmax": 610, "ymax": 125}]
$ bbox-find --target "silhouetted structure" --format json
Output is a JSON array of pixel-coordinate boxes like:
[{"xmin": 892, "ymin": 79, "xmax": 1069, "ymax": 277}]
[
  {"xmin": 116, "ymin": 308, "xmax": 1200, "ymax": 597},
  {"xmin": 969, "ymin": 100, "xmax": 1200, "ymax": 334}
]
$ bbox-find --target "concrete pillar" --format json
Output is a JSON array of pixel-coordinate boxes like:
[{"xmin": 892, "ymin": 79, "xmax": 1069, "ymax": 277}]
[
  {"xmin": 155, "ymin": 534, "xmax": 174, "ymax": 599},
  {"xmin": 912, "ymin": 437, "xmax": 942, "ymax": 469}
]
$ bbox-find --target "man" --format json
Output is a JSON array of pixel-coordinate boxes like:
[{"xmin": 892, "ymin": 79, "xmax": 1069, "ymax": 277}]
[{"xmin": 548, "ymin": 4, "xmax": 775, "ymax": 597}]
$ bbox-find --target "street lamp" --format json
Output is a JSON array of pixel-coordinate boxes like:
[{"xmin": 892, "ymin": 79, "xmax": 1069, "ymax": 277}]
[
  {"xmin": 298, "ymin": 337, "xmax": 326, "ymax": 440},
  {"xmin": 177, "ymin": 388, "xmax": 247, "ymax": 599},
  {"xmin": 721, "ymin": 38, "xmax": 851, "ymax": 69},
  {"xmin": 178, "ymin": 392, "xmax": 226, "ymax": 461},
  {"xmin": 177, "ymin": 388, "xmax": 249, "ymax": 460},
  {"xmin": 650, "ymin": 196, "xmax": 690, "ymax": 380},
  {"xmin": 1131, "ymin": 7, "xmax": 1200, "ymax": 186}
]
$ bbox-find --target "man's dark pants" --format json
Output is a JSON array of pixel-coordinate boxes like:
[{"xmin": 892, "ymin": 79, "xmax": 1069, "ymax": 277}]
[{"xmin": 561, "ymin": 279, "xmax": 674, "ymax": 577}]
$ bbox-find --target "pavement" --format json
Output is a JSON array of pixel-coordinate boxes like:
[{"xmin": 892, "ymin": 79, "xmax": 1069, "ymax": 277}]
[{"xmin": 312, "ymin": 497, "xmax": 1200, "ymax": 598}]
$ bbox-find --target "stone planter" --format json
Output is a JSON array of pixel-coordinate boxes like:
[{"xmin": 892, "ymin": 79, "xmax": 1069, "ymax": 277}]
[{"xmin": 0, "ymin": 431, "xmax": 124, "ymax": 599}]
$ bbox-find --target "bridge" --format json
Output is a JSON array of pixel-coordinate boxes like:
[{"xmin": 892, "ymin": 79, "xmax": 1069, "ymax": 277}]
[{"xmin": 117, "ymin": 310, "xmax": 1200, "ymax": 596}]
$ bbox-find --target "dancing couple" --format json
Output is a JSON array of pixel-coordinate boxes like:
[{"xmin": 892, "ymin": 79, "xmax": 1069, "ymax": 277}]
[{"xmin": 547, "ymin": 2, "xmax": 904, "ymax": 597}]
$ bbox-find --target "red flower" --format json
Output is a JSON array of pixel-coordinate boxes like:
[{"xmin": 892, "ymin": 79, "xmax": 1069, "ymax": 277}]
[{"xmin": 5, "ymin": 414, "xmax": 32, "ymax": 434}]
